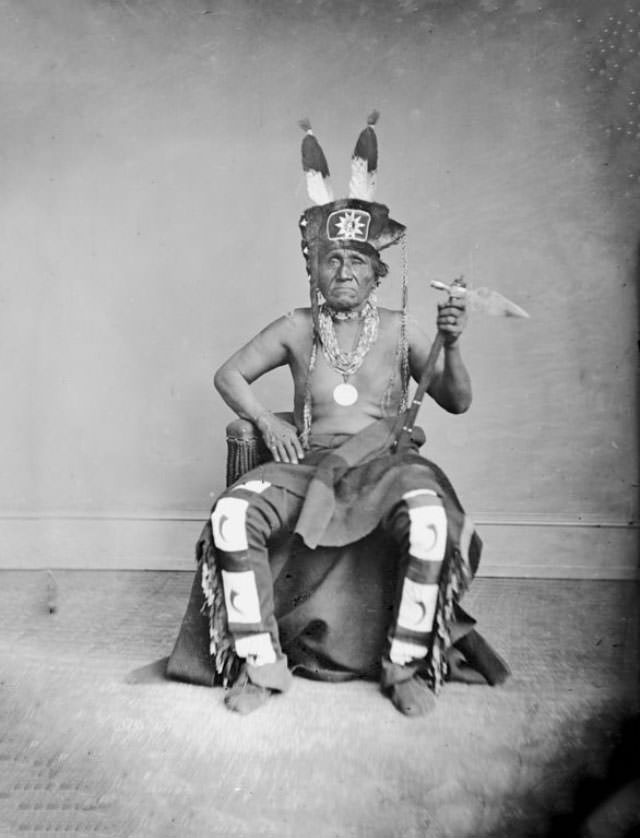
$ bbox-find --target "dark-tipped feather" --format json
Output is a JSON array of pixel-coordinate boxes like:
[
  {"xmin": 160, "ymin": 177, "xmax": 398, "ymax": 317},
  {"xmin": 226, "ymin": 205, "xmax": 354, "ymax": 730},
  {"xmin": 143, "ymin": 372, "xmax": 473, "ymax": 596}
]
[
  {"xmin": 349, "ymin": 111, "xmax": 380, "ymax": 199},
  {"xmin": 353, "ymin": 122, "xmax": 378, "ymax": 172},
  {"xmin": 301, "ymin": 134, "xmax": 330, "ymax": 178},
  {"xmin": 298, "ymin": 117, "xmax": 333, "ymax": 203}
]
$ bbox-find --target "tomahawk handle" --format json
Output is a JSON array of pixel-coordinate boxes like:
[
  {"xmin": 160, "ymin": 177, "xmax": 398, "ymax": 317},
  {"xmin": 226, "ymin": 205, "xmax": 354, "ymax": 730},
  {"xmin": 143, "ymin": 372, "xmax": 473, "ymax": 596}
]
[
  {"xmin": 394, "ymin": 331, "xmax": 445, "ymax": 451},
  {"xmin": 394, "ymin": 277, "xmax": 466, "ymax": 451}
]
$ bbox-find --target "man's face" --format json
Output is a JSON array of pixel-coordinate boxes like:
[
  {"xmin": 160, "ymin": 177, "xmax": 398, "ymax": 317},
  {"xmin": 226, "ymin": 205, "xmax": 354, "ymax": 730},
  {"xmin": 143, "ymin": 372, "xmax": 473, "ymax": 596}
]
[{"xmin": 315, "ymin": 247, "xmax": 378, "ymax": 312}]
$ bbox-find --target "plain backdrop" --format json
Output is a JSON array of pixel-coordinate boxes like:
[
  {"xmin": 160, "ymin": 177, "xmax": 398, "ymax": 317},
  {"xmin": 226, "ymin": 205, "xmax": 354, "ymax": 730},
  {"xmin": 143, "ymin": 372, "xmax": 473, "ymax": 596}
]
[{"xmin": 1, "ymin": 0, "xmax": 637, "ymax": 573}]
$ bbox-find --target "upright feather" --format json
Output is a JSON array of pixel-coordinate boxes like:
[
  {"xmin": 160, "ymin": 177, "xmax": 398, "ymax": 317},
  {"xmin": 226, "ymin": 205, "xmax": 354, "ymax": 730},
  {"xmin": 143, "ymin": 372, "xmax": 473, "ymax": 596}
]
[
  {"xmin": 299, "ymin": 118, "xmax": 334, "ymax": 205},
  {"xmin": 349, "ymin": 110, "xmax": 379, "ymax": 201}
]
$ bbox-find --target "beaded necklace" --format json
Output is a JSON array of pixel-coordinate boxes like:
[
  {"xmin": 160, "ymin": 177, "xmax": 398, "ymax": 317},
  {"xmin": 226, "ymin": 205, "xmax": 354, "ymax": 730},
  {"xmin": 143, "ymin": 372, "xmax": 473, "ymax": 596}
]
[{"xmin": 317, "ymin": 297, "xmax": 379, "ymax": 406}]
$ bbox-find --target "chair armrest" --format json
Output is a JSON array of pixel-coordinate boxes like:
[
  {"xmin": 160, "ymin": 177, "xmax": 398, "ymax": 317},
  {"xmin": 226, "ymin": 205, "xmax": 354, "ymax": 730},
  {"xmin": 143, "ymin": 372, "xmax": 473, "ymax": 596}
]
[
  {"xmin": 226, "ymin": 417, "xmax": 261, "ymax": 443},
  {"xmin": 225, "ymin": 412, "xmax": 294, "ymax": 441},
  {"xmin": 225, "ymin": 412, "xmax": 294, "ymax": 486}
]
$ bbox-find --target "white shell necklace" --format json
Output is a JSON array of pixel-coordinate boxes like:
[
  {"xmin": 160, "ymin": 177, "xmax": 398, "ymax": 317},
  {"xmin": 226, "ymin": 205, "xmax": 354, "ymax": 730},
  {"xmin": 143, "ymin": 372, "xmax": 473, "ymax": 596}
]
[{"xmin": 317, "ymin": 297, "xmax": 379, "ymax": 405}]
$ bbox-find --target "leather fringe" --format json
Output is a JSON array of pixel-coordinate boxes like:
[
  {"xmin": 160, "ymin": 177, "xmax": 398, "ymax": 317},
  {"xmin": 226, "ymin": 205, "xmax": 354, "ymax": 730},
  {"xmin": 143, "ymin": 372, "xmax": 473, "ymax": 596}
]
[{"xmin": 425, "ymin": 544, "xmax": 475, "ymax": 694}]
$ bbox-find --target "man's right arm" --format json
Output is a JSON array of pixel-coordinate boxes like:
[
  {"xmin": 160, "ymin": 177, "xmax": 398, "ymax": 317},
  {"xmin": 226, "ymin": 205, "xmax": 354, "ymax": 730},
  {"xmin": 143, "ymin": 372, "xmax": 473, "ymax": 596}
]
[{"xmin": 213, "ymin": 314, "xmax": 305, "ymax": 463}]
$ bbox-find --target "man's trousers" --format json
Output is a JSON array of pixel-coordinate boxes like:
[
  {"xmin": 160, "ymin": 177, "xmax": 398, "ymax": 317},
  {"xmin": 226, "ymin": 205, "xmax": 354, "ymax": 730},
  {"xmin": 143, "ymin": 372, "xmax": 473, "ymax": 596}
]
[{"xmin": 210, "ymin": 476, "xmax": 451, "ymax": 692}]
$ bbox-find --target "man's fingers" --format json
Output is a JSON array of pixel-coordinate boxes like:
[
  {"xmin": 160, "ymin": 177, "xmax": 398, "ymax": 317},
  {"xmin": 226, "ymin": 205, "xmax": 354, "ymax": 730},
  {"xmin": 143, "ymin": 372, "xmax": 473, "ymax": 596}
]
[
  {"xmin": 438, "ymin": 304, "xmax": 466, "ymax": 316},
  {"xmin": 262, "ymin": 421, "xmax": 303, "ymax": 464},
  {"xmin": 282, "ymin": 438, "xmax": 299, "ymax": 464},
  {"xmin": 287, "ymin": 436, "xmax": 303, "ymax": 463},
  {"xmin": 438, "ymin": 300, "xmax": 467, "ymax": 311},
  {"xmin": 277, "ymin": 441, "xmax": 292, "ymax": 464},
  {"xmin": 275, "ymin": 423, "xmax": 304, "ymax": 463},
  {"xmin": 270, "ymin": 435, "xmax": 303, "ymax": 464},
  {"xmin": 437, "ymin": 302, "xmax": 467, "ymax": 333},
  {"xmin": 293, "ymin": 437, "xmax": 305, "ymax": 460}
]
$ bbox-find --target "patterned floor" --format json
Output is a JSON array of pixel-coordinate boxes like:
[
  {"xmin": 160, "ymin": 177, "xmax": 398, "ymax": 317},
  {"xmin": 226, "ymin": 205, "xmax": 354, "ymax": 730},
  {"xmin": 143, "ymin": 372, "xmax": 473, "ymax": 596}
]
[{"xmin": 0, "ymin": 571, "xmax": 637, "ymax": 838}]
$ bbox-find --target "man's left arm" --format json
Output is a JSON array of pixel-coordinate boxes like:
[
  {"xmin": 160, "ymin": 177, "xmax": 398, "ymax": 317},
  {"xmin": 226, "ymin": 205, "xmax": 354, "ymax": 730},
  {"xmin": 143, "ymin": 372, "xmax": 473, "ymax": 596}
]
[{"xmin": 408, "ymin": 295, "xmax": 472, "ymax": 414}]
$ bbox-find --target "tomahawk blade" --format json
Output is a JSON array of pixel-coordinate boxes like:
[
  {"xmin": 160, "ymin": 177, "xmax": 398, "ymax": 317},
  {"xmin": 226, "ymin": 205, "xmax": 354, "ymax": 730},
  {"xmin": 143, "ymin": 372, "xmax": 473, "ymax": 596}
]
[
  {"xmin": 467, "ymin": 287, "xmax": 530, "ymax": 318},
  {"xmin": 429, "ymin": 280, "xmax": 530, "ymax": 318}
]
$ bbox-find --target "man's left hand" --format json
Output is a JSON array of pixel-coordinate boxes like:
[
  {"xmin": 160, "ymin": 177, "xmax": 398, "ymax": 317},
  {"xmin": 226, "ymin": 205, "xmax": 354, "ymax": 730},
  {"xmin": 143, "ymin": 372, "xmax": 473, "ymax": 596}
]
[{"xmin": 437, "ymin": 297, "xmax": 467, "ymax": 347}]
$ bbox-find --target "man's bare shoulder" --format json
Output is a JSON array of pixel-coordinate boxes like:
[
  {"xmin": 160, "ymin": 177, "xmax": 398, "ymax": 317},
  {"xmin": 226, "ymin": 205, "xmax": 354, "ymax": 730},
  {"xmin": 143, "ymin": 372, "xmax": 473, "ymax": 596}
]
[
  {"xmin": 378, "ymin": 306, "xmax": 401, "ymax": 325},
  {"xmin": 276, "ymin": 308, "xmax": 312, "ymax": 340},
  {"xmin": 281, "ymin": 307, "xmax": 313, "ymax": 327},
  {"xmin": 378, "ymin": 309, "xmax": 433, "ymax": 355},
  {"xmin": 255, "ymin": 308, "xmax": 310, "ymax": 338},
  {"xmin": 405, "ymin": 312, "xmax": 432, "ymax": 346},
  {"xmin": 378, "ymin": 307, "xmax": 404, "ymax": 339}
]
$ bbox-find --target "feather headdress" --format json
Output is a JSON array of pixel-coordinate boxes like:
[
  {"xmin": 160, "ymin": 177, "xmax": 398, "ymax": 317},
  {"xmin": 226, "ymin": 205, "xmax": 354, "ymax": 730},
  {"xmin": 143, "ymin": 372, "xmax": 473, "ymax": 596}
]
[
  {"xmin": 348, "ymin": 110, "xmax": 379, "ymax": 201},
  {"xmin": 299, "ymin": 118, "xmax": 334, "ymax": 206},
  {"xmin": 296, "ymin": 112, "xmax": 410, "ymax": 447},
  {"xmin": 298, "ymin": 112, "xmax": 404, "ymax": 256}
]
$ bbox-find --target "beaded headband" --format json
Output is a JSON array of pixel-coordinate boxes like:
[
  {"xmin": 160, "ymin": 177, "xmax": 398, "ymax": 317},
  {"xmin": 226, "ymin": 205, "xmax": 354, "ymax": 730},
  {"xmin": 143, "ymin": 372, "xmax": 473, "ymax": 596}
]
[{"xmin": 298, "ymin": 112, "xmax": 406, "ymax": 261}]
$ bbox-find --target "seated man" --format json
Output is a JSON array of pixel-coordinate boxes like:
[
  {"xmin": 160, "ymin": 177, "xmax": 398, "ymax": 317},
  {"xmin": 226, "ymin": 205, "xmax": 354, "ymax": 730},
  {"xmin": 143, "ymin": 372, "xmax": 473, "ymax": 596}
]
[{"xmin": 197, "ymin": 115, "xmax": 508, "ymax": 716}]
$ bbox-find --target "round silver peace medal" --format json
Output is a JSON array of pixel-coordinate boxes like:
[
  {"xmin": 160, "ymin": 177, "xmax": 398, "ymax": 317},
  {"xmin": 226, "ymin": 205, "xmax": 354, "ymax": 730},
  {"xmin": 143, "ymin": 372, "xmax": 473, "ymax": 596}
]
[{"xmin": 333, "ymin": 382, "xmax": 358, "ymax": 406}]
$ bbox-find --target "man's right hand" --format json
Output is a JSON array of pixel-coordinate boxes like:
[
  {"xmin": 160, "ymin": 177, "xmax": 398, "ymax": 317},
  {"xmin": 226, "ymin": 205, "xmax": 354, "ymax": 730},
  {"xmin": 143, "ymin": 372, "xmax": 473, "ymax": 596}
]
[{"xmin": 256, "ymin": 412, "xmax": 305, "ymax": 464}]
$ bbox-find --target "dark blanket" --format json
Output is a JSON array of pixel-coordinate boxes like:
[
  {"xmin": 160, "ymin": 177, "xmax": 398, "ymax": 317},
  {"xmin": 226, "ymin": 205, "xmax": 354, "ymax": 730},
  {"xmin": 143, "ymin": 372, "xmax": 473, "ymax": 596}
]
[
  {"xmin": 227, "ymin": 417, "xmax": 481, "ymax": 561},
  {"xmin": 167, "ymin": 418, "xmax": 482, "ymax": 688}
]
